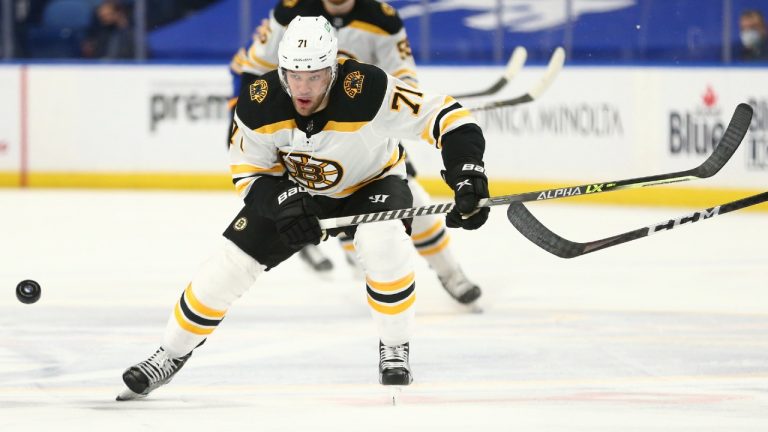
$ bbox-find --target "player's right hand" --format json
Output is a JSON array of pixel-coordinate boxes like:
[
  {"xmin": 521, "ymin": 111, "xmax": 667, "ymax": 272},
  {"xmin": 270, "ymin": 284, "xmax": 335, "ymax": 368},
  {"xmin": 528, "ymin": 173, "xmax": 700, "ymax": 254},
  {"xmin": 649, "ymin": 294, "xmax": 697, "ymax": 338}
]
[
  {"xmin": 442, "ymin": 161, "xmax": 490, "ymax": 230},
  {"xmin": 273, "ymin": 183, "xmax": 323, "ymax": 248}
]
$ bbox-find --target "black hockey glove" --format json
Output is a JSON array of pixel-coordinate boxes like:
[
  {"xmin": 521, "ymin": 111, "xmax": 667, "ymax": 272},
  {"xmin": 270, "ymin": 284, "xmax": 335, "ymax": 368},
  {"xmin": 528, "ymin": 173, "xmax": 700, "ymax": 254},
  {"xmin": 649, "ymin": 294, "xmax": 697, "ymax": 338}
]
[
  {"xmin": 272, "ymin": 183, "xmax": 323, "ymax": 249},
  {"xmin": 442, "ymin": 161, "xmax": 490, "ymax": 230}
]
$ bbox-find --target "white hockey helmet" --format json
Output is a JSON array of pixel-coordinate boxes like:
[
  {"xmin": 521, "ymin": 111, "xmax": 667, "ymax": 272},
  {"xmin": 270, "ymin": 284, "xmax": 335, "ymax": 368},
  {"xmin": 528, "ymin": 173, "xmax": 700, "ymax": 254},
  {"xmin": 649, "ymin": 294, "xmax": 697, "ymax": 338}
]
[{"xmin": 278, "ymin": 16, "xmax": 339, "ymax": 96}]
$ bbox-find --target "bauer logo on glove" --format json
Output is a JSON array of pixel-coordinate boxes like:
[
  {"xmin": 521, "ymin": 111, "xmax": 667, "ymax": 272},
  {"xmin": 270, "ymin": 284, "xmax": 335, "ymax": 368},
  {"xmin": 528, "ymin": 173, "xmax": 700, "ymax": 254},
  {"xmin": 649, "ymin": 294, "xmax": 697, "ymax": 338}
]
[
  {"xmin": 442, "ymin": 160, "xmax": 490, "ymax": 230},
  {"xmin": 277, "ymin": 185, "xmax": 308, "ymax": 205}
]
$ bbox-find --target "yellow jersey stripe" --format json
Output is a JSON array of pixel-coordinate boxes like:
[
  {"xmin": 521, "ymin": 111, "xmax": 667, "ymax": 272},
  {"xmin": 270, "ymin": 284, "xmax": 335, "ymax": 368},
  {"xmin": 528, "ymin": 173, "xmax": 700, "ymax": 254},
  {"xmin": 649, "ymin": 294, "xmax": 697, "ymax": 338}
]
[
  {"xmin": 421, "ymin": 114, "xmax": 437, "ymax": 146},
  {"xmin": 368, "ymin": 293, "xmax": 416, "ymax": 315},
  {"xmin": 247, "ymin": 46, "xmax": 277, "ymax": 70},
  {"xmin": 392, "ymin": 68, "xmax": 417, "ymax": 78},
  {"xmin": 440, "ymin": 109, "xmax": 471, "ymax": 134},
  {"xmin": 255, "ymin": 119, "xmax": 297, "ymax": 134},
  {"xmin": 348, "ymin": 20, "xmax": 389, "ymax": 36},
  {"xmin": 437, "ymin": 109, "xmax": 472, "ymax": 149},
  {"xmin": 366, "ymin": 272, "xmax": 416, "ymax": 292},
  {"xmin": 235, "ymin": 178, "xmax": 255, "ymax": 195},
  {"xmin": 323, "ymin": 121, "xmax": 368, "ymax": 132},
  {"xmin": 227, "ymin": 97, "xmax": 238, "ymax": 111},
  {"xmin": 230, "ymin": 163, "xmax": 284, "ymax": 175}
]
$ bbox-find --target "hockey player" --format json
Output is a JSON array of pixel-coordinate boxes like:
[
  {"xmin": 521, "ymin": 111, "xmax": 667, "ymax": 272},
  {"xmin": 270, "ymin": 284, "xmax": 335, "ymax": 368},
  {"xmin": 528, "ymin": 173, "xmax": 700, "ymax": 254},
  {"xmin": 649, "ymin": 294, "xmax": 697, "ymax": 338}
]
[
  {"xmin": 230, "ymin": 0, "xmax": 483, "ymax": 305},
  {"xmin": 117, "ymin": 16, "xmax": 489, "ymax": 400}
]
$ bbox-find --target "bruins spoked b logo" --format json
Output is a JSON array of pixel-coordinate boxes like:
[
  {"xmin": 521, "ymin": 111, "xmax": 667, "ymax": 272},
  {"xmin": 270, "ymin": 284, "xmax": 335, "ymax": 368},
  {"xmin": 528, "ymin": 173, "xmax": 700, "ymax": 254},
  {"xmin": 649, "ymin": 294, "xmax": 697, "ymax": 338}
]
[
  {"xmin": 233, "ymin": 217, "xmax": 248, "ymax": 231},
  {"xmin": 344, "ymin": 71, "xmax": 365, "ymax": 99},
  {"xmin": 250, "ymin": 79, "xmax": 268, "ymax": 103},
  {"xmin": 279, "ymin": 152, "xmax": 343, "ymax": 191}
]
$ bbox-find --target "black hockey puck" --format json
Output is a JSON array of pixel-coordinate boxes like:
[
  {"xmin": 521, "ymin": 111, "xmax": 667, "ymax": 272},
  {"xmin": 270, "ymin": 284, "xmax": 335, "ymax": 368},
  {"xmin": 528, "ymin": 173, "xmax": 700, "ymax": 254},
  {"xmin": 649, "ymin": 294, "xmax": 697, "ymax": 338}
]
[{"xmin": 16, "ymin": 280, "xmax": 41, "ymax": 304}]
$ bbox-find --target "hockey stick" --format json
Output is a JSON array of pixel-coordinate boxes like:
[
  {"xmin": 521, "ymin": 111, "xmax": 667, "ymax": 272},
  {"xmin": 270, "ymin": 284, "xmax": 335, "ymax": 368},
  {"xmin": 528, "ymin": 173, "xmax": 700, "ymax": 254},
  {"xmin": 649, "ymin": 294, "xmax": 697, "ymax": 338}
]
[
  {"xmin": 506, "ymin": 191, "xmax": 768, "ymax": 258},
  {"xmin": 318, "ymin": 103, "xmax": 752, "ymax": 230},
  {"xmin": 469, "ymin": 47, "xmax": 566, "ymax": 111},
  {"xmin": 452, "ymin": 46, "xmax": 527, "ymax": 99}
]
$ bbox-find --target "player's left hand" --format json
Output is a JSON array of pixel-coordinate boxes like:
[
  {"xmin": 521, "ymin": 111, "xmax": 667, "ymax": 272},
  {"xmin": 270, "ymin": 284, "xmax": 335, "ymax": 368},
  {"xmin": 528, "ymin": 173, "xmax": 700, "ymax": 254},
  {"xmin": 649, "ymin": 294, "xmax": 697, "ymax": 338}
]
[{"xmin": 442, "ymin": 161, "xmax": 490, "ymax": 230}]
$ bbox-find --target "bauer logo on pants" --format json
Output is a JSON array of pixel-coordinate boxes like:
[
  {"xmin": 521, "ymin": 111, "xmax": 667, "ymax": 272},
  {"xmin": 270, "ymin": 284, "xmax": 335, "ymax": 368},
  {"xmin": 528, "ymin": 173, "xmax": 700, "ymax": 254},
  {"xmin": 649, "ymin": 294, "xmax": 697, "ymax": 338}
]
[{"xmin": 234, "ymin": 217, "xmax": 248, "ymax": 231}]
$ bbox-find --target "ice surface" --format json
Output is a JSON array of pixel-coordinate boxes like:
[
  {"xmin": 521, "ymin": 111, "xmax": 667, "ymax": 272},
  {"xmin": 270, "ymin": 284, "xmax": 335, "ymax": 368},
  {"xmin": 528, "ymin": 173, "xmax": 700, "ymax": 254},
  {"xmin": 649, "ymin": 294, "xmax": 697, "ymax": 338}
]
[{"xmin": 0, "ymin": 190, "xmax": 766, "ymax": 431}]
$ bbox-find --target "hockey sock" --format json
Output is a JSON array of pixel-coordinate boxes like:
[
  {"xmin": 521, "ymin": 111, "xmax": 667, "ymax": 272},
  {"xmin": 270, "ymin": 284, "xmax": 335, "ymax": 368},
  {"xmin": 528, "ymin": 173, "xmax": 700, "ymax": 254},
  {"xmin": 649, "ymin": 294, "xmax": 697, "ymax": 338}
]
[
  {"xmin": 354, "ymin": 221, "xmax": 416, "ymax": 346},
  {"xmin": 162, "ymin": 239, "xmax": 265, "ymax": 357}
]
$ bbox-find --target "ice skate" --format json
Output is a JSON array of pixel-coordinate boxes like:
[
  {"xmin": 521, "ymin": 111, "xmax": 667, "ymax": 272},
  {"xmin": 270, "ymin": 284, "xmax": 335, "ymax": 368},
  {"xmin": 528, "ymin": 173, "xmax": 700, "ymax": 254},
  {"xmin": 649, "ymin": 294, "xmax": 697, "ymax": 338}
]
[
  {"xmin": 116, "ymin": 347, "xmax": 192, "ymax": 401},
  {"xmin": 297, "ymin": 244, "xmax": 333, "ymax": 272},
  {"xmin": 378, "ymin": 341, "xmax": 412, "ymax": 386},
  {"xmin": 438, "ymin": 269, "xmax": 482, "ymax": 306}
]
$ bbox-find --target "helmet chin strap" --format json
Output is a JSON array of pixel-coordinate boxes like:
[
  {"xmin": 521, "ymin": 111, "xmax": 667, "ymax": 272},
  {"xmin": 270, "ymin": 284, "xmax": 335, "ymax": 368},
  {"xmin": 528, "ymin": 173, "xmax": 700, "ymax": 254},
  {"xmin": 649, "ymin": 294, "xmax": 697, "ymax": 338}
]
[{"xmin": 323, "ymin": 64, "xmax": 339, "ymax": 104}]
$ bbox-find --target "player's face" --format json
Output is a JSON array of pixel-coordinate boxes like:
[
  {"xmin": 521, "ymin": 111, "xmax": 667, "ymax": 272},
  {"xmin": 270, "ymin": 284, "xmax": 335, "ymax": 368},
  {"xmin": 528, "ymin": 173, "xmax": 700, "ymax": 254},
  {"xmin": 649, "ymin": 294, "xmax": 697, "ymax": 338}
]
[{"xmin": 285, "ymin": 68, "xmax": 332, "ymax": 116}]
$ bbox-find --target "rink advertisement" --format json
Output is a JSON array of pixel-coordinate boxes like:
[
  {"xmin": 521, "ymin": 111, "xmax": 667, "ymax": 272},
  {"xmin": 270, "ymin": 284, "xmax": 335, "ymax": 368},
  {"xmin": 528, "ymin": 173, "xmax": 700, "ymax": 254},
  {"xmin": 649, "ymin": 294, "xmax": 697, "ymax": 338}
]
[
  {"xmin": 658, "ymin": 69, "xmax": 768, "ymax": 191},
  {"xmin": 22, "ymin": 65, "xmax": 232, "ymax": 189},
  {"xmin": 0, "ymin": 64, "xmax": 765, "ymax": 209}
]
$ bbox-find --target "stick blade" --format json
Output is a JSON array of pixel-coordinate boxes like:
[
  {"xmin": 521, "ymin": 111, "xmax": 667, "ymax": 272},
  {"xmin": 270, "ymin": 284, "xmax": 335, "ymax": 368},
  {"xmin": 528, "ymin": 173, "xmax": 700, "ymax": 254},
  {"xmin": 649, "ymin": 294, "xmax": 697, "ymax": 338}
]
[
  {"xmin": 453, "ymin": 46, "xmax": 527, "ymax": 99},
  {"xmin": 507, "ymin": 202, "xmax": 649, "ymax": 258},
  {"xmin": 502, "ymin": 46, "xmax": 528, "ymax": 81},
  {"xmin": 528, "ymin": 46, "xmax": 565, "ymax": 99},
  {"xmin": 509, "ymin": 192, "xmax": 768, "ymax": 259},
  {"xmin": 506, "ymin": 202, "xmax": 585, "ymax": 258},
  {"xmin": 695, "ymin": 103, "xmax": 753, "ymax": 178}
]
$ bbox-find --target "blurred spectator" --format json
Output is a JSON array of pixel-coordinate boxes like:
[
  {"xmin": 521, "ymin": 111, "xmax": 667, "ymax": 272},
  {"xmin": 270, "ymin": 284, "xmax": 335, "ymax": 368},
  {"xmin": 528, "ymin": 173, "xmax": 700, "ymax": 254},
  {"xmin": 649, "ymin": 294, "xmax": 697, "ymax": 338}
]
[
  {"xmin": 738, "ymin": 9, "xmax": 768, "ymax": 61},
  {"xmin": 22, "ymin": 0, "xmax": 49, "ymax": 24},
  {"xmin": 3, "ymin": 0, "xmax": 50, "ymax": 57},
  {"xmin": 81, "ymin": 0, "xmax": 136, "ymax": 59}
]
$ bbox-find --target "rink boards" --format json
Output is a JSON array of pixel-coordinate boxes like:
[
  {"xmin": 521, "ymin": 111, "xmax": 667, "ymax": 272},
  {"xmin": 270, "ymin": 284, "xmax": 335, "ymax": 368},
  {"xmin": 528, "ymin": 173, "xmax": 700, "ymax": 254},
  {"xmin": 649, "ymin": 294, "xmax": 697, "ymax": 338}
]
[{"xmin": 0, "ymin": 63, "xmax": 766, "ymax": 209}]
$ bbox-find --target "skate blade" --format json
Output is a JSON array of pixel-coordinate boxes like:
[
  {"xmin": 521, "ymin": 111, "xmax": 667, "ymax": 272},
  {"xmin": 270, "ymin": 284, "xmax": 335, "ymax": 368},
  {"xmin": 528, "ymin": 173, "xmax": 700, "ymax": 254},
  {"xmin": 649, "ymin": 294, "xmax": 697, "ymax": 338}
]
[
  {"xmin": 465, "ymin": 302, "xmax": 483, "ymax": 314},
  {"xmin": 450, "ymin": 300, "xmax": 483, "ymax": 314},
  {"xmin": 116, "ymin": 388, "xmax": 146, "ymax": 401}
]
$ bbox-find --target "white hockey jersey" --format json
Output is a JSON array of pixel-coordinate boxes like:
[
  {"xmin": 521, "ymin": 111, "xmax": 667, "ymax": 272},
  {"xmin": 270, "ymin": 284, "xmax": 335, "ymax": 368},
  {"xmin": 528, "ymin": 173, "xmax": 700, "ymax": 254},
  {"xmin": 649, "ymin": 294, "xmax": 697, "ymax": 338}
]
[
  {"xmin": 231, "ymin": 0, "xmax": 418, "ymax": 86},
  {"xmin": 230, "ymin": 59, "xmax": 484, "ymax": 201}
]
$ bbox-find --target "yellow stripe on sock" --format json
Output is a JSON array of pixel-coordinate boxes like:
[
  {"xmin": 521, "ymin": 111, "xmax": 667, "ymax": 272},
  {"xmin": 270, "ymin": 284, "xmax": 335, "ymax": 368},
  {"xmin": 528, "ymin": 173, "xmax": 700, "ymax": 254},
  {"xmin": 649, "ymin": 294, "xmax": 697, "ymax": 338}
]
[
  {"xmin": 411, "ymin": 220, "xmax": 444, "ymax": 241},
  {"xmin": 418, "ymin": 236, "xmax": 451, "ymax": 256},
  {"xmin": 366, "ymin": 272, "xmax": 415, "ymax": 292},
  {"xmin": 367, "ymin": 293, "xmax": 416, "ymax": 315},
  {"xmin": 174, "ymin": 303, "xmax": 216, "ymax": 335},
  {"xmin": 184, "ymin": 284, "xmax": 226, "ymax": 318}
]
